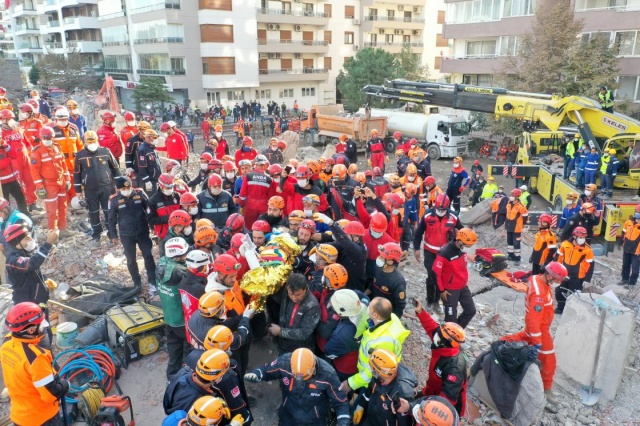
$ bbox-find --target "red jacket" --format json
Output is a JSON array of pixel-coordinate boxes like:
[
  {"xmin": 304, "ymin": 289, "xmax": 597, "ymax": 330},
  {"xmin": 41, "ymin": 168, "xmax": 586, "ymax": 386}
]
[
  {"xmin": 19, "ymin": 118, "xmax": 42, "ymax": 147},
  {"xmin": 97, "ymin": 124, "xmax": 123, "ymax": 159},
  {"xmin": 0, "ymin": 140, "xmax": 18, "ymax": 184},
  {"xmin": 238, "ymin": 171, "xmax": 275, "ymax": 226},
  {"xmin": 215, "ymin": 138, "xmax": 229, "ymax": 159},
  {"xmin": 335, "ymin": 143, "xmax": 346, "ymax": 154},
  {"xmin": 158, "ymin": 132, "xmax": 188, "ymax": 161},
  {"xmin": 119, "ymin": 125, "xmax": 138, "ymax": 147},
  {"xmin": 418, "ymin": 211, "xmax": 460, "ymax": 254},
  {"xmin": 363, "ymin": 229, "xmax": 395, "ymax": 261},
  {"xmin": 281, "ymin": 179, "xmax": 329, "ymax": 214},
  {"xmin": 234, "ymin": 147, "xmax": 258, "ymax": 168},
  {"xmin": 433, "ymin": 242, "xmax": 468, "ymax": 291}
]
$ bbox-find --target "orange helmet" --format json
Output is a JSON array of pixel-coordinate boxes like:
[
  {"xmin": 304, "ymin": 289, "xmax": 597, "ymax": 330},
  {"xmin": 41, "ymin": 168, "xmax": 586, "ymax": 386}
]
[
  {"xmin": 404, "ymin": 183, "xmax": 417, "ymax": 198},
  {"xmin": 198, "ymin": 291, "xmax": 226, "ymax": 318},
  {"xmin": 168, "ymin": 210, "xmax": 193, "ymax": 227},
  {"xmin": 370, "ymin": 212, "xmax": 388, "ymax": 233},
  {"xmin": 268, "ymin": 196, "xmax": 285, "ymax": 210},
  {"xmin": 378, "ymin": 242, "xmax": 402, "ymax": 262},
  {"xmin": 307, "ymin": 160, "xmax": 321, "ymax": 175},
  {"xmin": 195, "ymin": 218, "xmax": 214, "ymax": 229},
  {"xmin": 355, "ymin": 172, "xmax": 366, "ymax": 185},
  {"xmin": 214, "ymin": 124, "xmax": 223, "ymax": 132},
  {"xmin": 348, "ymin": 164, "xmax": 358, "ymax": 175},
  {"xmin": 573, "ymin": 226, "xmax": 588, "ymax": 238},
  {"xmin": 194, "ymin": 226, "xmax": 218, "ymax": 246},
  {"xmin": 386, "ymin": 192, "xmax": 404, "ymax": 209},
  {"xmin": 196, "ymin": 349, "xmax": 230, "ymax": 382},
  {"xmin": 406, "ymin": 163, "xmax": 418, "ymax": 177},
  {"xmin": 323, "ymin": 264, "xmax": 348, "ymax": 290},
  {"xmin": 290, "ymin": 348, "xmax": 316, "ymax": 380},
  {"xmin": 455, "ymin": 228, "xmax": 477, "ymax": 247},
  {"xmin": 204, "ymin": 325, "xmax": 234, "ymax": 351},
  {"xmin": 581, "ymin": 202, "xmax": 596, "ymax": 214},
  {"xmin": 309, "ymin": 244, "xmax": 338, "ymax": 264},
  {"xmin": 371, "ymin": 129, "xmax": 379, "ymax": 136},
  {"xmin": 369, "ymin": 348, "xmax": 398, "ymax": 380},
  {"xmin": 332, "ymin": 164, "xmax": 348, "ymax": 180},
  {"xmin": 288, "ymin": 210, "xmax": 306, "ymax": 223},
  {"xmin": 439, "ymin": 322, "xmax": 465, "ymax": 347},
  {"xmin": 414, "ymin": 396, "xmax": 459, "ymax": 426},
  {"xmin": 339, "ymin": 134, "xmax": 348, "ymax": 142}
]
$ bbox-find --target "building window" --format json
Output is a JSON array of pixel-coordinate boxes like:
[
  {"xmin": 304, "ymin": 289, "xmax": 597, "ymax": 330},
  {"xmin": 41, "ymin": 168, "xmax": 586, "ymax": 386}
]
[
  {"xmin": 255, "ymin": 89, "xmax": 271, "ymax": 99},
  {"xmin": 104, "ymin": 55, "xmax": 132, "ymax": 72},
  {"xmin": 446, "ymin": 0, "xmax": 501, "ymax": 24},
  {"xmin": 465, "ymin": 40, "xmax": 497, "ymax": 58},
  {"xmin": 345, "ymin": 5, "xmax": 355, "ymax": 18},
  {"xmin": 575, "ymin": 0, "xmax": 629, "ymax": 12},
  {"xmin": 385, "ymin": 34, "xmax": 394, "ymax": 44},
  {"xmin": 102, "ymin": 26, "xmax": 129, "ymax": 46},
  {"xmin": 207, "ymin": 92, "xmax": 221, "ymax": 105},
  {"xmin": 133, "ymin": 20, "xmax": 184, "ymax": 44},
  {"xmin": 437, "ymin": 10, "xmax": 445, "ymax": 24},
  {"xmin": 463, "ymin": 74, "xmax": 493, "ymax": 86},
  {"xmin": 499, "ymin": 36, "xmax": 520, "ymax": 56},
  {"xmin": 200, "ymin": 24, "xmax": 234, "ymax": 43},
  {"xmin": 503, "ymin": 0, "xmax": 537, "ymax": 17},
  {"xmin": 137, "ymin": 53, "xmax": 184, "ymax": 74},
  {"xmin": 203, "ymin": 57, "xmax": 236, "ymax": 75},
  {"xmin": 170, "ymin": 58, "xmax": 185, "ymax": 74},
  {"xmin": 279, "ymin": 89, "xmax": 294, "ymax": 98},
  {"xmin": 617, "ymin": 76, "xmax": 640, "ymax": 102},
  {"xmin": 199, "ymin": 0, "xmax": 231, "ymax": 10},
  {"xmin": 227, "ymin": 91, "xmax": 245, "ymax": 101},
  {"xmin": 130, "ymin": 0, "xmax": 180, "ymax": 13},
  {"xmin": 302, "ymin": 87, "xmax": 315, "ymax": 96},
  {"xmin": 344, "ymin": 32, "xmax": 354, "ymax": 44},
  {"xmin": 614, "ymin": 31, "xmax": 639, "ymax": 56}
]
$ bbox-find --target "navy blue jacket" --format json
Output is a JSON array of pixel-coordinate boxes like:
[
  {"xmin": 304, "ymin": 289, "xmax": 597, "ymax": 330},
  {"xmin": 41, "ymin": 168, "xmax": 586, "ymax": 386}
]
[
  {"xmin": 5, "ymin": 243, "xmax": 53, "ymax": 305},
  {"xmin": 107, "ymin": 189, "xmax": 151, "ymax": 238}
]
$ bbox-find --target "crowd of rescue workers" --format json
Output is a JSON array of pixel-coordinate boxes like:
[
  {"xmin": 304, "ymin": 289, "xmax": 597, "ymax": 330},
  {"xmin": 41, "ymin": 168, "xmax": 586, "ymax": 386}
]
[{"xmin": 0, "ymin": 88, "xmax": 638, "ymax": 426}]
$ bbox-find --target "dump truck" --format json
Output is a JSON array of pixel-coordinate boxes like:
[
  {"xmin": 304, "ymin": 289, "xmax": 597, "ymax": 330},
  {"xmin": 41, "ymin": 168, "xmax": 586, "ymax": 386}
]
[{"xmin": 300, "ymin": 104, "xmax": 387, "ymax": 148}]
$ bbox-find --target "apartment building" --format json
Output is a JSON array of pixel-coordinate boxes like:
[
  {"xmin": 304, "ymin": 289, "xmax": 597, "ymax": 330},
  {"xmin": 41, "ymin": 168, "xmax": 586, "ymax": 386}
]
[{"xmin": 441, "ymin": 0, "xmax": 640, "ymax": 105}]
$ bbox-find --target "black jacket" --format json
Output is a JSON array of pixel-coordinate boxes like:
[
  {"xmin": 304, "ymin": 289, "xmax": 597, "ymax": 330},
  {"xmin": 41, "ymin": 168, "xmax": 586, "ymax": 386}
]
[
  {"xmin": 107, "ymin": 189, "xmax": 151, "ymax": 238},
  {"xmin": 187, "ymin": 313, "xmax": 246, "ymax": 351},
  {"xmin": 345, "ymin": 139, "xmax": 358, "ymax": 164},
  {"xmin": 370, "ymin": 267, "xmax": 407, "ymax": 319},
  {"xmin": 277, "ymin": 289, "xmax": 320, "ymax": 353},
  {"xmin": 136, "ymin": 142, "xmax": 162, "ymax": 184},
  {"xmin": 178, "ymin": 271, "xmax": 207, "ymax": 300},
  {"xmin": 330, "ymin": 222, "xmax": 367, "ymax": 291},
  {"xmin": 5, "ymin": 243, "xmax": 53, "ymax": 305},
  {"xmin": 74, "ymin": 147, "xmax": 121, "ymax": 191},
  {"xmin": 197, "ymin": 189, "xmax": 237, "ymax": 229},
  {"xmin": 124, "ymin": 133, "xmax": 143, "ymax": 171},
  {"xmin": 560, "ymin": 212, "xmax": 599, "ymax": 241}
]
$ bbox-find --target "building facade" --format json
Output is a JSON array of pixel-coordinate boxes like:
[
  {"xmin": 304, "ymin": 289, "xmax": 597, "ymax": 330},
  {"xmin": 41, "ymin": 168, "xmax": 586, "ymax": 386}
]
[{"xmin": 441, "ymin": 0, "xmax": 640, "ymax": 105}]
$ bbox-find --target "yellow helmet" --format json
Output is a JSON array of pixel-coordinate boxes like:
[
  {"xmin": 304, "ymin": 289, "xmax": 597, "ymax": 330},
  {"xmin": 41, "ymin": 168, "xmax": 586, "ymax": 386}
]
[
  {"xmin": 608, "ymin": 148, "xmax": 616, "ymax": 155},
  {"xmin": 145, "ymin": 129, "xmax": 158, "ymax": 139},
  {"xmin": 369, "ymin": 348, "xmax": 398, "ymax": 380},
  {"xmin": 574, "ymin": 133, "xmax": 580, "ymax": 138},
  {"xmin": 309, "ymin": 244, "xmax": 338, "ymax": 264},
  {"xmin": 204, "ymin": 325, "xmax": 233, "ymax": 351},
  {"xmin": 84, "ymin": 130, "xmax": 98, "ymax": 144},
  {"xmin": 138, "ymin": 120, "xmax": 151, "ymax": 131},
  {"xmin": 198, "ymin": 291, "xmax": 226, "ymax": 318},
  {"xmin": 290, "ymin": 348, "xmax": 316, "ymax": 380},
  {"xmin": 196, "ymin": 349, "xmax": 231, "ymax": 383},
  {"xmin": 66, "ymin": 99, "xmax": 79, "ymax": 109},
  {"xmin": 187, "ymin": 396, "xmax": 227, "ymax": 425}
]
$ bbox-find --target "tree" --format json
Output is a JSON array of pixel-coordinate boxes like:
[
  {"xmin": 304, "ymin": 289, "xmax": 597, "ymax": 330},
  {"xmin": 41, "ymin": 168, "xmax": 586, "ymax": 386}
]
[
  {"xmin": 562, "ymin": 36, "xmax": 620, "ymax": 97},
  {"xmin": 131, "ymin": 77, "xmax": 174, "ymax": 113},
  {"xmin": 37, "ymin": 51, "xmax": 101, "ymax": 91},
  {"xmin": 397, "ymin": 44, "xmax": 429, "ymax": 82},
  {"xmin": 28, "ymin": 65, "xmax": 40, "ymax": 86},
  {"xmin": 337, "ymin": 48, "xmax": 402, "ymax": 111}
]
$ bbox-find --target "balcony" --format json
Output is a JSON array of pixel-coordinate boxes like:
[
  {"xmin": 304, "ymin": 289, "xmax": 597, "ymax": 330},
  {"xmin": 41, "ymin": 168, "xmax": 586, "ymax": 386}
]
[
  {"xmin": 258, "ymin": 68, "xmax": 329, "ymax": 83},
  {"xmin": 14, "ymin": 24, "xmax": 40, "ymax": 35},
  {"xmin": 41, "ymin": 0, "xmax": 58, "ymax": 13},
  {"xmin": 45, "ymin": 41, "xmax": 64, "ymax": 53},
  {"xmin": 137, "ymin": 68, "xmax": 186, "ymax": 75},
  {"xmin": 105, "ymin": 67, "xmax": 133, "ymax": 74},
  {"xmin": 102, "ymin": 40, "xmax": 129, "ymax": 47},
  {"xmin": 258, "ymin": 39, "xmax": 329, "ymax": 54},
  {"xmin": 130, "ymin": 0, "xmax": 180, "ymax": 14},
  {"xmin": 361, "ymin": 0, "xmax": 425, "ymax": 6},
  {"xmin": 134, "ymin": 37, "xmax": 184, "ymax": 45},
  {"xmin": 256, "ymin": 7, "xmax": 329, "ymax": 26},
  {"xmin": 63, "ymin": 16, "xmax": 100, "ymax": 30},
  {"xmin": 13, "ymin": 4, "xmax": 39, "ymax": 17},
  {"xmin": 67, "ymin": 40, "xmax": 102, "ymax": 53},
  {"xmin": 361, "ymin": 15, "xmax": 425, "ymax": 32},
  {"xmin": 60, "ymin": 0, "xmax": 99, "ymax": 6},
  {"xmin": 43, "ymin": 20, "xmax": 61, "ymax": 33},
  {"xmin": 363, "ymin": 41, "xmax": 424, "ymax": 53},
  {"xmin": 17, "ymin": 43, "xmax": 43, "ymax": 53},
  {"xmin": 98, "ymin": 10, "xmax": 126, "ymax": 21},
  {"xmin": 441, "ymin": 56, "xmax": 508, "ymax": 75}
]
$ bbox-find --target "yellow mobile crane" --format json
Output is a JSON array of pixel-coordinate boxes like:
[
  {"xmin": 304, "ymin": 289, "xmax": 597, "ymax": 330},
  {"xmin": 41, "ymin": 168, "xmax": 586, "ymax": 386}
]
[{"xmin": 363, "ymin": 80, "xmax": 640, "ymax": 247}]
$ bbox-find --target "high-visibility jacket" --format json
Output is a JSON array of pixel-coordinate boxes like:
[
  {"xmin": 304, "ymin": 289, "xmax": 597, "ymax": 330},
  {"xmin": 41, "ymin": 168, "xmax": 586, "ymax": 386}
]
[
  {"xmin": 519, "ymin": 190, "xmax": 531, "ymax": 208},
  {"xmin": 505, "ymin": 201, "xmax": 528, "ymax": 233},
  {"xmin": 531, "ymin": 229, "xmax": 557, "ymax": 267},
  {"xmin": 565, "ymin": 140, "xmax": 576, "ymax": 158},
  {"xmin": 52, "ymin": 124, "xmax": 83, "ymax": 168},
  {"xmin": 599, "ymin": 154, "xmax": 610, "ymax": 174},
  {"xmin": 599, "ymin": 90, "xmax": 614, "ymax": 108},
  {"xmin": 19, "ymin": 118, "xmax": 43, "ymax": 147},
  {"xmin": 347, "ymin": 314, "xmax": 410, "ymax": 390},
  {"xmin": 480, "ymin": 182, "xmax": 498, "ymax": 200},
  {"xmin": 556, "ymin": 240, "xmax": 594, "ymax": 281},
  {"xmin": 0, "ymin": 333, "xmax": 63, "ymax": 425}
]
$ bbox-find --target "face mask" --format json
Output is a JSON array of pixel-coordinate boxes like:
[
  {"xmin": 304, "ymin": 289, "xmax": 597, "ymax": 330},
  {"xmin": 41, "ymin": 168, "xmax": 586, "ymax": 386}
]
[
  {"xmin": 210, "ymin": 188, "xmax": 222, "ymax": 196},
  {"xmin": 576, "ymin": 237, "xmax": 586, "ymax": 245},
  {"xmin": 370, "ymin": 230, "xmax": 383, "ymax": 239},
  {"xmin": 161, "ymin": 132, "xmax": 168, "ymax": 138},
  {"xmin": 392, "ymin": 209, "xmax": 400, "ymax": 215},
  {"xmin": 273, "ymin": 177, "xmax": 281, "ymax": 184},
  {"xmin": 433, "ymin": 333, "xmax": 441, "ymax": 347},
  {"xmin": 189, "ymin": 207, "xmax": 199, "ymax": 215},
  {"xmin": 225, "ymin": 172, "xmax": 235, "ymax": 180},
  {"xmin": 584, "ymin": 190, "xmax": 592, "ymax": 196},
  {"xmin": 38, "ymin": 319, "xmax": 50, "ymax": 335},
  {"xmin": 271, "ymin": 146, "xmax": 278, "ymax": 151},
  {"xmin": 375, "ymin": 258, "xmax": 385, "ymax": 268},
  {"xmin": 453, "ymin": 163, "xmax": 460, "ymax": 168},
  {"xmin": 23, "ymin": 240, "xmax": 37, "ymax": 252},
  {"xmin": 242, "ymin": 146, "xmax": 251, "ymax": 152},
  {"xmin": 33, "ymin": 95, "xmax": 40, "ymax": 101},
  {"xmin": 71, "ymin": 109, "xmax": 79, "ymax": 115},
  {"xmin": 120, "ymin": 189, "xmax": 132, "ymax": 197},
  {"xmin": 407, "ymin": 176, "xmax": 415, "ymax": 182},
  {"xmin": 19, "ymin": 112, "xmax": 29, "ymax": 120},
  {"xmin": 215, "ymin": 132, "xmax": 222, "ymax": 138},
  {"xmin": 57, "ymin": 119, "xmax": 68, "ymax": 126},
  {"xmin": 566, "ymin": 199, "xmax": 573, "ymax": 205},
  {"xmin": 297, "ymin": 179, "xmax": 308, "ymax": 187},
  {"xmin": 509, "ymin": 196, "xmax": 515, "ymax": 201},
  {"xmin": 304, "ymin": 209, "xmax": 313, "ymax": 217},
  {"xmin": 43, "ymin": 139, "xmax": 53, "ymax": 147},
  {"xmin": 86, "ymin": 143, "xmax": 98, "ymax": 152},
  {"xmin": 162, "ymin": 188, "xmax": 173, "ymax": 196},
  {"xmin": 127, "ymin": 120, "xmax": 136, "ymax": 127},
  {"xmin": 183, "ymin": 226, "xmax": 193, "ymax": 236},
  {"xmin": 200, "ymin": 163, "xmax": 208, "ymax": 170},
  {"xmin": 436, "ymin": 209, "xmax": 447, "ymax": 217}
]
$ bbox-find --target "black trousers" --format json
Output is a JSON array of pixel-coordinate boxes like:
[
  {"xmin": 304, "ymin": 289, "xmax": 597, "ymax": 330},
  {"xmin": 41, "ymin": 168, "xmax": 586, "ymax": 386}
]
[
  {"xmin": 121, "ymin": 233, "xmax": 156, "ymax": 287},
  {"xmin": 86, "ymin": 185, "xmax": 114, "ymax": 240},
  {"xmin": 443, "ymin": 286, "xmax": 476, "ymax": 328},
  {"xmin": 423, "ymin": 249, "xmax": 440, "ymax": 304},
  {"xmin": 166, "ymin": 324, "xmax": 190, "ymax": 378},
  {"xmin": 401, "ymin": 224, "xmax": 412, "ymax": 251},
  {"xmin": 621, "ymin": 252, "xmax": 640, "ymax": 285},
  {"xmin": 555, "ymin": 277, "xmax": 583, "ymax": 312},
  {"xmin": 2, "ymin": 179, "xmax": 28, "ymax": 215},
  {"xmin": 507, "ymin": 232, "xmax": 522, "ymax": 261}
]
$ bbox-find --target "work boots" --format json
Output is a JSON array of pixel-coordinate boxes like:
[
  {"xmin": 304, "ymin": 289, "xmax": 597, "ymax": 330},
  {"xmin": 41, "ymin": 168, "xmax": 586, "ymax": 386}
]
[{"xmin": 544, "ymin": 389, "xmax": 559, "ymax": 405}]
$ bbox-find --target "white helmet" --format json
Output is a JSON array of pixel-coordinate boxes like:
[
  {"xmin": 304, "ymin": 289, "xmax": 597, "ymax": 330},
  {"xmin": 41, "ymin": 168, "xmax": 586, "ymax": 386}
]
[
  {"xmin": 254, "ymin": 155, "xmax": 269, "ymax": 165},
  {"xmin": 70, "ymin": 196, "xmax": 83, "ymax": 210},
  {"xmin": 519, "ymin": 185, "xmax": 527, "ymax": 191},
  {"xmin": 55, "ymin": 107, "xmax": 70, "ymax": 119},
  {"xmin": 330, "ymin": 289, "xmax": 365, "ymax": 317},
  {"xmin": 186, "ymin": 249, "xmax": 211, "ymax": 269},
  {"xmin": 165, "ymin": 237, "xmax": 189, "ymax": 258}
]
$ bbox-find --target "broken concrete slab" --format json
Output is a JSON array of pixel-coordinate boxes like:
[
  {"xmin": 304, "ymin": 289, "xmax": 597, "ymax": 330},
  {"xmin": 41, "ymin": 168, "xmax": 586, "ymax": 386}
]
[
  {"xmin": 555, "ymin": 292, "xmax": 636, "ymax": 404},
  {"xmin": 460, "ymin": 199, "xmax": 493, "ymax": 227}
]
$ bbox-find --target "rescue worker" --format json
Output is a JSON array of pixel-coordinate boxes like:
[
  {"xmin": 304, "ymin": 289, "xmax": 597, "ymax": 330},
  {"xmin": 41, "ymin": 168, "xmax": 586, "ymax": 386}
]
[
  {"xmin": 160, "ymin": 210, "xmax": 194, "ymax": 257},
  {"xmin": 222, "ymin": 161, "xmax": 239, "ymax": 193},
  {"xmin": 601, "ymin": 148, "xmax": 618, "ymax": 198},
  {"xmin": 244, "ymin": 347, "xmax": 350, "ymax": 426},
  {"xmin": 212, "ymin": 124, "xmax": 230, "ymax": 159},
  {"xmin": 584, "ymin": 147, "xmax": 600, "ymax": 186},
  {"xmin": 531, "ymin": 214, "xmax": 558, "ymax": 275},
  {"xmin": 4, "ymin": 224, "xmax": 58, "ymax": 305},
  {"xmin": 414, "ymin": 300, "xmax": 467, "ymax": 416},
  {"xmin": 403, "ymin": 396, "xmax": 460, "ymax": 426},
  {"xmin": 281, "ymin": 165, "xmax": 329, "ymax": 216},
  {"xmin": 575, "ymin": 145, "xmax": 589, "ymax": 189},
  {"xmin": 433, "ymin": 228, "xmax": 478, "ymax": 328},
  {"xmin": 67, "ymin": 101, "xmax": 87, "ymax": 142},
  {"xmin": 0, "ymin": 109, "xmax": 39, "ymax": 212},
  {"xmin": 352, "ymin": 348, "xmax": 417, "ymax": 426},
  {"xmin": 206, "ymin": 254, "xmax": 252, "ymax": 319},
  {"xmin": 319, "ymin": 158, "xmax": 335, "ymax": 188},
  {"xmin": 268, "ymin": 273, "xmax": 320, "ymax": 354},
  {"xmin": 560, "ymin": 202, "xmax": 598, "ymax": 243},
  {"xmin": 31, "ymin": 126, "xmax": 73, "ymax": 235},
  {"xmin": 598, "ymin": 86, "xmax": 614, "ymax": 113},
  {"xmin": 189, "ymin": 153, "xmax": 214, "ymax": 192},
  {"xmin": 562, "ymin": 135, "xmax": 576, "ymax": 180},
  {"xmin": 519, "ymin": 184, "xmax": 531, "ymax": 208},
  {"xmin": 501, "ymin": 262, "xmax": 568, "ymax": 404},
  {"xmin": 618, "ymin": 205, "xmax": 640, "ymax": 289},
  {"xmin": 314, "ymin": 264, "xmax": 349, "ymax": 343},
  {"xmin": 505, "ymin": 188, "xmax": 529, "ymax": 265},
  {"xmin": 342, "ymin": 297, "xmax": 410, "ymax": 393},
  {"xmin": 120, "ymin": 112, "xmax": 138, "ymax": 161},
  {"xmin": 395, "ymin": 149, "xmax": 412, "ymax": 178},
  {"xmin": 0, "ymin": 302, "xmax": 70, "ymax": 426},
  {"xmin": 344, "ymin": 133, "xmax": 358, "ymax": 164},
  {"xmin": 179, "ymin": 249, "xmax": 212, "ymax": 304},
  {"xmin": 18, "ymin": 103, "xmax": 43, "ymax": 148},
  {"xmin": 136, "ymin": 129, "xmax": 163, "ymax": 194},
  {"xmin": 97, "ymin": 111, "xmax": 123, "ymax": 164},
  {"xmin": 163, "ymin": 396, "xmax": 245, "ymax": 426},
  {"xmin": 26, "ymin": 99, "xmax": 49, "ymax": 126},
  {"xmin": 0, "ymin": 87, "xmax": 11, "ymax": 111},
  {"xmin": 125, "ymin": 120, "xmax": 151, "ymax": 187},
  {"xmin": 579, "ymin": 183, "xmax": 603, "ymax": 217},
  {"xmin": 554, "ymin": 226, "xmax": 594, "ymax": 314},
  {"xmin": 108, "ymin": 176, "xmax": 157, "ymax": 291},
  {"xmin": 159, "ymin": 122, "xmax": 189, "ymax": 165},
  {"xmin": 414, "ymin": 194, "xmax": 463, "ymax": 314},
  {"xmin": 234, "ymin": 136, "xmax": 258, "ymax": 168},
  {"xmin": 0, "ymin": 135, "xmax": 28, "ymax": 215},
  {"xmin": 250, "ymin": 220, "xmax": 270, "ymax": 247},
  {"xmin": 558, "ymin": 192, "xmax": 580, "ymax": 231},
  {"xmin": 0, "ymin": 197, "xmax": 32, "ymax": 250},
  {"xmin": 257, "ymin": 195, "xmax": 287, "ymax": 229},
  {"xmin": 369, "ymin": 242, "xmax": 406, "ymax": 318},
  {"xmin": 330, "ymin": 220, "xmax": 368, "ymax": 291},
  {"xmin": 422, "ymin": 175, "xmax": 444, "ymax": 214},
  {"xmin": 51, "ymin": 106, "xmax": 83, "ymax": 201},
  {"xmin": 293, "ymin": 219, "xmax": 317, "ymax": 276},
  {"xmin": 30, "ymin": 89, "xmax": 51, "ymax": 118},
  {"xmin": 261, "ymin": 137, "xmax": 284, "ymax": 165},
  {"xmin": 366, "ymin": 129, "xmax": 387, "ymax": 173},
  {"xmin": 74, "ymin": 130, "xmax": 121, "ymax": 246},
  {"xmin": 147, "ymin": 173, "xmax": 181, "ymax": 241},
  {"xmin": 197, "ymin": 173, "xmax": 236, "ymax": 229},
  {"xmin": 445, "ymin": 157, "xmax": 470, "ymax": 213},
  {"xmin": 158, "ymin": 237, "xmax": 190, "ymax": 378},
  {"xmin": 306, "ymin": 243, "xmax": 338, "ymax": 290},
  {"xmin": 239, "ymin": 154, "xmax": 274, "ymax": 227},
  {"xmin": 328, "ymin": 164, "xmax": 359, "ymax": 220},
  {"xmin": 411, "ymin": 148, "xmax": 431, "ymax": 179}
]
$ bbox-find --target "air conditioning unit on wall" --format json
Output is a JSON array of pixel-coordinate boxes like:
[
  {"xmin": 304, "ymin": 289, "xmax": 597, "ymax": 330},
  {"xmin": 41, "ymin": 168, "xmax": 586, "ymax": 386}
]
[
  {"xmin": 295, "ymin": 53, "xmax": 301, "ymax": 58},
  {"xmin": 413, "ymin": 30, "xmax": 421, "ymax": 36},
  {"xmin": 413, "ymin": 7, "xmax": 419, "ymax": 13},
  {"xmin": 267, "ymin": 24, "xmax": 280, "ymax": 31},
  {"xmin": 294, "ymin": 25, "xmax": 301, "ymax": 31},
  {"xmin": 379, "ymin": 28, "xmax": 385, "ymax": 35},
  {"xmin": 398, "ymin": 5, "xmax": 404, "ymax": 11}
]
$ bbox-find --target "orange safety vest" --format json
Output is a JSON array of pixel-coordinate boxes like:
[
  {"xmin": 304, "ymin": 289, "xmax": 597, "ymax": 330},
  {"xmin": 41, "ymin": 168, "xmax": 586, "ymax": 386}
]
[
  {"xmin": 224, "ymin": 283, "xmax": 248, "ymax": 317},
  {"xmin": 52, "ymin": 124, "xmax": 83, "ymax": 166},
  {"xmin": 532, "ymin": 229, "xmax": 557, "ymax": 266},
  {"xmin": 557, "ymin": 241, "xmax": 594, "ymax": 279},
  {"xmin": 505, "ymin": 201, "xmax": 528, "ymax": 233}
]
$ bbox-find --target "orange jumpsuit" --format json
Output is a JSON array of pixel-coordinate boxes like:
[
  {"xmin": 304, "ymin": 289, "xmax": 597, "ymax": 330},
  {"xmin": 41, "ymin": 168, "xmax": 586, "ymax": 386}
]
[
  {"xmin": 1, "ymin": 127, "xmax": 37, "ymax": 205},
  {"xmin": 19, "ymin": 118, "xmax": 43, "ymax": 147},
  {"xmin": 531, "ymin": 229, "xmax": 558, "ymax": 275},
  {"xmin": 30, "ymin": 142, "xmax": 70, "ymax": 230},
  {"xmin": 52, "ymin": 123, "xmax": 83, "ymax": 201},
  {"xmin": 502, "ymin": 275, "xmax": 556, "ymax": 390}
]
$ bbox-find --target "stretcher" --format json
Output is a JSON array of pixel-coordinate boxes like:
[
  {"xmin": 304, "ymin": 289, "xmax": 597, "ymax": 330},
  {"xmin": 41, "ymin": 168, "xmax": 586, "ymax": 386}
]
[{"xmin": 490, "ymin": 270, "xmax": 528, "ymax": 293}]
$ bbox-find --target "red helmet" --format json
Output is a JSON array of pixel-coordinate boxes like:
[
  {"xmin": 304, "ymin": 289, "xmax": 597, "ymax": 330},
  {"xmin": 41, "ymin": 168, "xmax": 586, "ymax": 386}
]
[
  {"xmin": 207, "ymin": 173, "xmax": 223, "ymax": 188},
  {"xmin": 242, "ymin": 136, "xmax": 253, "ymax": 146},
  {"xmin": 511, "ymin": 188, "xmax": 522, "ymax": 197},
  {"xmin": 299, "ymin": 219, "xmax": 316, "ymax": 233},
  {"xmin": 223, "ymin": 161, "xmax": 236, "ymax": 172},
  {"xmin": 268, "ymin": 164, "xmax": 283, "ymax": 176},
  {"xmin": 165, "ymin": 159, "xmax": 181, "ymax": 173},
  {"xmin": 387, "ymin": 193, "xmax": 404, "ymax": 209},
  {"xmin": 538, "ymin": 213, "xmax": 553, "ymax": 226},
  {"xmin": 208, "ymin": 159, "xmax": 223, "ymax": 170},
  {"xmin": 212, "ymin": 254, "xmax": 241, "ymax": 275},
  {"xmin": 40, "ymin": 127, "xmax": 54, "ymax": 139},
  {"xmin": 252, "ymin": 220, "xmax": 271, "ymax": 233},
  {"xmin": 424, "ymin": 176, "xmax": 436, "ymax": 187},
  {"xmin": 278, "ymin": 140, "xmax": 287, "ymax": 150},
  {"xmin": 27, "ymin": 99, "xmax": 39, "ymax": 110},
  {"xmin": 5, "ymin": 302, "xmax": 44, "ymax": 333},
  {"xmin": 373, "ymin": 167, "xmax": 382, "ymax": 177},
  {"xmin": 200, "ymin": 152, "xmax": 213, "ymax": 162},
  {"xmin": 0, "ymin": 87, "xmax": 5, "ymax": 96},
  {"xmin": 296, "ymin": 165, "xmax": 313, "ymax": 179},
  {"xmin": 160, "ymin": 122, "xmax": 171, "ymax": 132},
  {"xmin": 3, "ymin": 224, "xmax": 28, "ymax": 246},
  {"xmin": 158, "ymin": 173, "xmax": 175, "ymax": 188},
  {"xmin": 573, "ymin": 226, "xmax": 588, "ymax": 238},
  {"xmin": 19, "ymin": 103, "xmax": 34, "ymax": 114},
  {"xmin": 102, "ymin": 111, "xmax": 116, "ymax": 122},
  {"xmin": 409, "ymin": 138, "xmax": 418, "ymax": 146},
  {"xmin": 434, "ymin": 194, "xmax": 450, "ymax": 209},
  {"xmin": 169, "ymin": 210, "xmax": 193, "ymax": 227},
  {"xmin": 225, "ymin": 213, "xmax": 245, "ymax": 231},
  {"xmin": 180, "ymin": 192, "xmax": 198, "ymax": 206},
  {"xmin": 124, "ymin": 111, "xmax": 136, "ymax": 121},
  {"xmin": 344, "ymin": 221, "xmax": 365, "ymax": 236},
  {"xmin": 474, "ymin": 160, "xmax": 480, "ymax": 165},
  {"xmin": 370, "ymin": 212, "xmax": 388, "ymax": 233},
  {"xmin": 545, "ymin": 262, "xmax": 568, "ymax": 282},
  {"xmin": 230, "ymin": 233, "xmax": 244, "ymax": 250},
  {"xmin": 325, "ymin": 158, "xmax": 335, "ymax": 166},
  {"xmin": 393, "ymin": 131, "xmax": 402, "ymax": 140},
  {"xmin": 0, "ymin": 109, "xmax": 15, "ymax": 120},
  {"xmin": 379, "ymin": 242, "xmax": 402, "ymax": 262}
]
